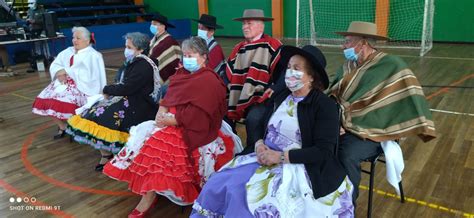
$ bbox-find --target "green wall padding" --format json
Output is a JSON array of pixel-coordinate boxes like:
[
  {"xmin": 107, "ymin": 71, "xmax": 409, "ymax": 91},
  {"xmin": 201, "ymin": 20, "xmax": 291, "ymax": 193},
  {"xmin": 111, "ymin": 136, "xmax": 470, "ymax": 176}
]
[
  {"xmin": 143, "ymin": 0, "xmax": 474, "ymax": 42},
  {"xmin": 433, "ymin": 0, "xmax": 474, "ymax": 42},
  {"xmin": 144, "ymin": 0, "xmax": 199, "ymax": 34}
]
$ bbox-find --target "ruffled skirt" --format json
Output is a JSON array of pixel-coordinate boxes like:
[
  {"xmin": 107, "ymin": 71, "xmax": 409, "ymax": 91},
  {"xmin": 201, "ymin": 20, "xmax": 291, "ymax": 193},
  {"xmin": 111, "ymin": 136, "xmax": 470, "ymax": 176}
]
[
  {"xmin": 103, "ymin": 125, "xmax": 238, "ymax": 205},
  {"xmin": 66, "ymin": 96, "xmax": 133, "ymax": 153},
  {"xmin": 32, "ymin": 78, "xmax": 87, "ymax": 120}
]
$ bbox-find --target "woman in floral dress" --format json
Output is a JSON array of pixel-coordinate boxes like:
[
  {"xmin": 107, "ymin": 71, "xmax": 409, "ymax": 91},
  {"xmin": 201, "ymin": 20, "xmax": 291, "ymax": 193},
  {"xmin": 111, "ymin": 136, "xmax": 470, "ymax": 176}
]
[
  {"xmin": 66, "ymin": 32, "xmax": 160, "ymax": 171},
  {"xmin": 192, "ymin": 45, "xmax": 355, "ymax": 218},
  {"xmin": 32, "ymin": 26, "xmax": 106, "ymax": 139}
]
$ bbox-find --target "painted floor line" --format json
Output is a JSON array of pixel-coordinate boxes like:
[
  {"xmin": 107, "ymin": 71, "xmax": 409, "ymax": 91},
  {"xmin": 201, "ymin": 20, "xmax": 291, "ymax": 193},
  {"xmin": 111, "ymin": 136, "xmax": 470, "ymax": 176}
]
[
  {"xmin": 359, "ymin": 185, "xmax": 473, "ymax": 217},
  {"xmin": 430, "ymin": 109, "xmax": 474, "ymax": 117}
]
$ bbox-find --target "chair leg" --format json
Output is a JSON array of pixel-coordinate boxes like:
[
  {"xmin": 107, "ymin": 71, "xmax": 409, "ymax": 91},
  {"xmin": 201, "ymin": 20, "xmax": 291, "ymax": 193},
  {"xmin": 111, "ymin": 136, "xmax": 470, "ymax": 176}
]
[
  {"xmin": 367, "ymin": 161, "xmax": 376, "ymax": 218},
  {"xmin": 398, "ymin": 181, "xmax": 405, "ymax": 203}
]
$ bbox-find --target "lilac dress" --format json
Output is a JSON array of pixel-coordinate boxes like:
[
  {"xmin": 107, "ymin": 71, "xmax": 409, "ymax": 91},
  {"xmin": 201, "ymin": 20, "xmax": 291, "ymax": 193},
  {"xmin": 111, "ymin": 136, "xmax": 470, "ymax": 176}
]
[{"xmin": 191, "ymin": 95, "xmax": 354, "ymax": 217}]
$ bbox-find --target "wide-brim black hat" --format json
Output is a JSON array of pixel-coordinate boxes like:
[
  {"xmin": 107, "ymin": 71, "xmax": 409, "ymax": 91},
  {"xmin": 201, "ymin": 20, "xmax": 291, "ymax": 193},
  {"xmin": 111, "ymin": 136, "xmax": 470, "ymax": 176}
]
[
  {"xmin": 147, "ymin": 13, "xmax": 175, "ymax": 28},
  {"xmin": 279, "ymin": 45, "xmax": 329, "ymax": 89},
  {"xmin": 192, "ymin": 14, "xmax": 223, "ymax": 29}
]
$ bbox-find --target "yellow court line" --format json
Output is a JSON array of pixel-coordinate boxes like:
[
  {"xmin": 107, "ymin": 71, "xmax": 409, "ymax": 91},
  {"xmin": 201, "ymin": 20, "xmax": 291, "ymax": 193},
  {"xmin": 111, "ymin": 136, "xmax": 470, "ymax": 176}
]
[
  {"xmin": 359, "ymin": 185, "xmax": 474, "ymax": 217},
  {"xmin": 10, "ymin": 92, "xmax": 34, "ymax": 101}
]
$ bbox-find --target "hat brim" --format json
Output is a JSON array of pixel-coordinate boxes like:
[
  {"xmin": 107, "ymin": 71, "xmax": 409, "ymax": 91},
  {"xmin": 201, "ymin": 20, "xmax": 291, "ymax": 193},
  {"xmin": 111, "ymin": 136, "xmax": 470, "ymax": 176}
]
[
  {"xmin": 279, "ymin": 45, "xmax": 329, "ymax": 89},
  {"xmin": 335, "ymin": 31, "xmax": 389, "ymax": 40},
  {"xmin": 158, "ymin": 21, "xmax": 175, "ymax": 28},
  {"xmin": 146, "ymin": 16, "xmax": 176, "ymax": 28},
  {"xmin": 191, "ymin": 19, "xmax": 223, "ymax": 29},
  {"xmin": 233, "ymin": 17, "xmax": 274, "ymax": 22}
]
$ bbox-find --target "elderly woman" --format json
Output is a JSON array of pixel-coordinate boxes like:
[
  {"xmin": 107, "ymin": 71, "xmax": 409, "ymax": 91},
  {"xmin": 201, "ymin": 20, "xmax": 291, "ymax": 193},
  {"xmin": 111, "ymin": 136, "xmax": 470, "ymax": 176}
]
[
  {"xmin": 191, "ymin": 45, "xmax": 355, "ymax": 218},
  {"xmin": 32, "ymin": 26, "xmax": 106, "ymax": 139},
  {"xmin": 103, "ymin": 36, "xmax": 241, "ymax": 218},
  {"xmin": 65, "ymin": 32, "xmax": 160, "ymax": 172}
]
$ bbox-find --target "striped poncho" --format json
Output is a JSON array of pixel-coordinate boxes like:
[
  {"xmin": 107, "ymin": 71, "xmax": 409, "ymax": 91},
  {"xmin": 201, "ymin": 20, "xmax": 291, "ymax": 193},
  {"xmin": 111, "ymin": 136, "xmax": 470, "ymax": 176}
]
[
  {"xmin": 329, "ymin": 52, "xmax": 436, "ymax": 142},
  {"xmin": 226, "ymin": 34, "xmax": 282, "ymax": 120},
  {"xmin": 149, "ymin": 31, "xmax": 182, "ymax": 84},
  {"xmin": 208, "ymin": 39, "xmax": 226, "ymax": 76}
]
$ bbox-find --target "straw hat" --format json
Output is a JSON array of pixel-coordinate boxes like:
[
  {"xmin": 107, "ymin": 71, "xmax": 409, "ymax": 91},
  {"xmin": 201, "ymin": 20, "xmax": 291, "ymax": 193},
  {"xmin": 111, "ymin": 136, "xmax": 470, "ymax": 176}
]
[
  {"xmin": 335, "ymin": 21, "xmax": 388, "ymax": 40},
  {"xmin": 233, "ymin": 9, "xmax": 273, "ymax": 22}
]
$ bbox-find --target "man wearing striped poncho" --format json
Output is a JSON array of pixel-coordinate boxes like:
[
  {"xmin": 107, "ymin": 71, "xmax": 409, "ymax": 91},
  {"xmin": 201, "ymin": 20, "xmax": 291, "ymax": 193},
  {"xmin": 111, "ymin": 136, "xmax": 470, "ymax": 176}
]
[
  {"xmin": 148, "ymin": 13, "xmax": 182, "ymax": 86},
  {"xmin": 192, "ymin": 14, "xmax": 226, "ymax": 77},
  {"xmin": 329, "ymin": 21, "xmax": 436, "ymax": 203},
  {"xmin": 225, "ymin": 9, "xmax": 282, "ymax": 152}
]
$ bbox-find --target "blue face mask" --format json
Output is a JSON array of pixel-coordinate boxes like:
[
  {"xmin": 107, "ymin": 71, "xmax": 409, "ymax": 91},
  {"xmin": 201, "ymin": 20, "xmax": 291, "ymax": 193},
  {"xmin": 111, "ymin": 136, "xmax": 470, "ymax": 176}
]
[
  {"xmin": 149, "ymin": 24, "xmax": 158, "ymax": 35},
  {"xmin": 197, "ymin": 29, "xmax": 209, "ymax": 43},
  {"xmin": 124, "ymin": 48, "xmax": 135, "ymax": 62},
  {"xmin": 343, "ymin": 47, "xmax": 359, "ymax": 62},
  {"xmin": 183, "ymin": 57, "xmax": 201, "ymax": 72}
]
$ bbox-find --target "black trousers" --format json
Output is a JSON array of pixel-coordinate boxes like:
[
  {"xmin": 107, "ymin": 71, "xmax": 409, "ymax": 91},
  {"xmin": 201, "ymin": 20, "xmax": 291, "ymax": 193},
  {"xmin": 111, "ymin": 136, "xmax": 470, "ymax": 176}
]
[{"xmin": 338, "ymin": 132, "xmax": 382, "ymax": 205}]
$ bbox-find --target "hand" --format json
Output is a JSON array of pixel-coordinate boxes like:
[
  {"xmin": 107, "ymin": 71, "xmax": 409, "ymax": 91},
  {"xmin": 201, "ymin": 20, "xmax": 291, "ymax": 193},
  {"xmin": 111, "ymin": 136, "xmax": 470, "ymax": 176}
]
[
  {"xmin": 257, "ymin": 88, "xmax": 274, "ymax": 103},
  {"xmin": 157, "ymin": 106, "xmax": 168, "ymax": 114},
  {"xmin": 263, "ymin": 88, "xmax": 274, "ymax": 98},
  {"xmin": 258, "ymin": 149, "xmax": 282, "ymax": 166},
  {"xmin": 340, "ymin": 127, "xmax": 346, "ymax": 136},
  {"xmin": 56, "ymin": 70, "xmax": 67, "ymax": 83},
  {"xmin": 255, "ymin": 140, "xmax": 268, "ymax": 156},
  {"xmin": 56, "ymin": 74, "xmax": 67, "ymax": 84},
  {"xmin": 155, "ymin": 113, "xmax": 177, "ymax": 128}
]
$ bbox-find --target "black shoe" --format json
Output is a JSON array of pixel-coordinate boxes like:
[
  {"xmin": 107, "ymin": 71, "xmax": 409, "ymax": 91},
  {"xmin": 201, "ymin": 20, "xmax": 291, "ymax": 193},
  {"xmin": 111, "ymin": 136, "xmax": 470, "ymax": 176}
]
[
  {"xmin": 94, "ymin": 164, "xmax": 105, "ymax": 172},
  {"xmin": 53, "ymin": 129, "xmax": 66, "ymax": 140},
  {"xmin": 95, "ymin": 155, "xmax": 114, "ymax": 172}
]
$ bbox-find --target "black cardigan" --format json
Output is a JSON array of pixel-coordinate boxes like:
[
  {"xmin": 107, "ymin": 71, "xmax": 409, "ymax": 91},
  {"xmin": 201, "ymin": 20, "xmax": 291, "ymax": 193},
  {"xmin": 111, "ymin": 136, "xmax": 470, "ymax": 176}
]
[
  {"xmin": 245, "ymin": 88, "xmax": 347, "ymax": 198},
  {"xmin": 102, "ymin": 57, "xmax": 158, "ymax": 128}
]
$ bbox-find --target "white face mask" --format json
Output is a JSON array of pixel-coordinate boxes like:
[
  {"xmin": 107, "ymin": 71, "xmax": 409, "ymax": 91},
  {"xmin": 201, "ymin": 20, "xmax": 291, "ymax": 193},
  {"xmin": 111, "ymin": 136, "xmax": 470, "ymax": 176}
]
[
  {"xmin": 285, "ymin": 69, "xmax": 307, "ymax": 92},
  {"xmin": 124, "ymin": 48, "xmax": 135, "ymax": 62},
  {"xmin": 197, "ymin": 29, "xmax": 209, "ymax": 42}
]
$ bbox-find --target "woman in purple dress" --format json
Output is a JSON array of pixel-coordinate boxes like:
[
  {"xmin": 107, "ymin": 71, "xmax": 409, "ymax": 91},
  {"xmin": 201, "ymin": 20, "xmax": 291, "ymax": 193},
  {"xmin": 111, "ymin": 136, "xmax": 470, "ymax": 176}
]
[{"xmin": 191, "ymin": 45, "xmax": 354, "ymax": 218}]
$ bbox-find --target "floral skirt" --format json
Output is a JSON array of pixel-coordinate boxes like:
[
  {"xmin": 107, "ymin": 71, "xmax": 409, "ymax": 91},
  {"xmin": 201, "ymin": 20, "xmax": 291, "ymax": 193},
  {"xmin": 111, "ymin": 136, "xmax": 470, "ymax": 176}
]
[
  {"xmin": 191, "ymin": 154, "xmax": 354, "ymax": 218},
  {"xmin": 103, "ymin": 125, "xmax": 236, "ymax": 206},
  {"xmin": 32, "ymin": 78, "xmax": 87, "ymax": 120},
  {"xmin": 66, "ymin": 96, "xmax": 133, "ymax": 154}
]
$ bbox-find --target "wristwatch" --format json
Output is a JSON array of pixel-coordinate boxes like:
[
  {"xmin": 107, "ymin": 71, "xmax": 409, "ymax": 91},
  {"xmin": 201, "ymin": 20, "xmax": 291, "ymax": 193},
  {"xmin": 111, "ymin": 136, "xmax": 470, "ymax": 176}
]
[{"xmin": 280, "ymin": 152, "xmax": 285, "ymax": 164}]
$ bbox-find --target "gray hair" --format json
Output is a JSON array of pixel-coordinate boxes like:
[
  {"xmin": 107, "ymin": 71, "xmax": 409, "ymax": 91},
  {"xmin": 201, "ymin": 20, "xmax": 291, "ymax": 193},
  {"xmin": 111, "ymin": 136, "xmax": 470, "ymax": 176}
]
[
  {"xmin": 124, "ymin": 32, "xmax": 150, "ymax": 52},
  {"xmin": 71, "ymin": 26, "xmax": 91, "ymax": 41},
  {"xmin": 181, "ymin": 36, "xmax": 208, "ymax": 56}
]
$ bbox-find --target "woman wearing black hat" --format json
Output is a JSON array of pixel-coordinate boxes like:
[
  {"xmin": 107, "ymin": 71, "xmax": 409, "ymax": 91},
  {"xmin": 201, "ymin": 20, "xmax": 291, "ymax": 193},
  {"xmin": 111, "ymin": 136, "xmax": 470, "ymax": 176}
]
[
  {"xmin": 148, "ymin": 13, "xmax": 182, "ymax": 88},
  {"xmin": 193, "ymin": 14, "xmax": 226, "ymax": 77},
  {"xmin": 191, "ymin": 45, "xmax": 354, "ymax": 218}
]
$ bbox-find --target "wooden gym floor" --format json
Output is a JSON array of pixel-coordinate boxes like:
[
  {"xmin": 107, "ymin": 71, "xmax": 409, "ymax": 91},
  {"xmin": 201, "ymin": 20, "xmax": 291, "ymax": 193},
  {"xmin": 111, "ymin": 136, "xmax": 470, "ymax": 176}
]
[{"xmin": 0, "ymin": 39, "xmax": 473, "ymax": 218}]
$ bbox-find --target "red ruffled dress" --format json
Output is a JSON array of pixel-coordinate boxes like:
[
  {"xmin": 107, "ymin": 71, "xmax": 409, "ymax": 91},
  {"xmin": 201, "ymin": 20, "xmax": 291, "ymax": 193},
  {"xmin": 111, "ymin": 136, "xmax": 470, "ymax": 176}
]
[
  {"xmin": 104, "ymin": 67, "xmax": 234, "ymax": 205},
  {"xmin": 103, "ymin": 108, "xmax": 235, "ymax": 205}
]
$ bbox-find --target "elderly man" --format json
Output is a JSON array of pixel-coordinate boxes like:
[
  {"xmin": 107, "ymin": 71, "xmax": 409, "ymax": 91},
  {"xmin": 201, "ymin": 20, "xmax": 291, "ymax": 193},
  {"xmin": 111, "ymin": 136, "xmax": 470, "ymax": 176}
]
[
  {"xmin": 226, "ymin": 9, "xmax": 282, "ymax": 152},
  {"xmin": 328, "ymin": 21, "xmax": 436, "ymax": 203},
  {"xmin": 148, "ymin": 13, "xmax": 181, "ymax": 87},
  {"xmin": 192, "ymin": 14, "xmax": 226, "ymax": 76}
]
